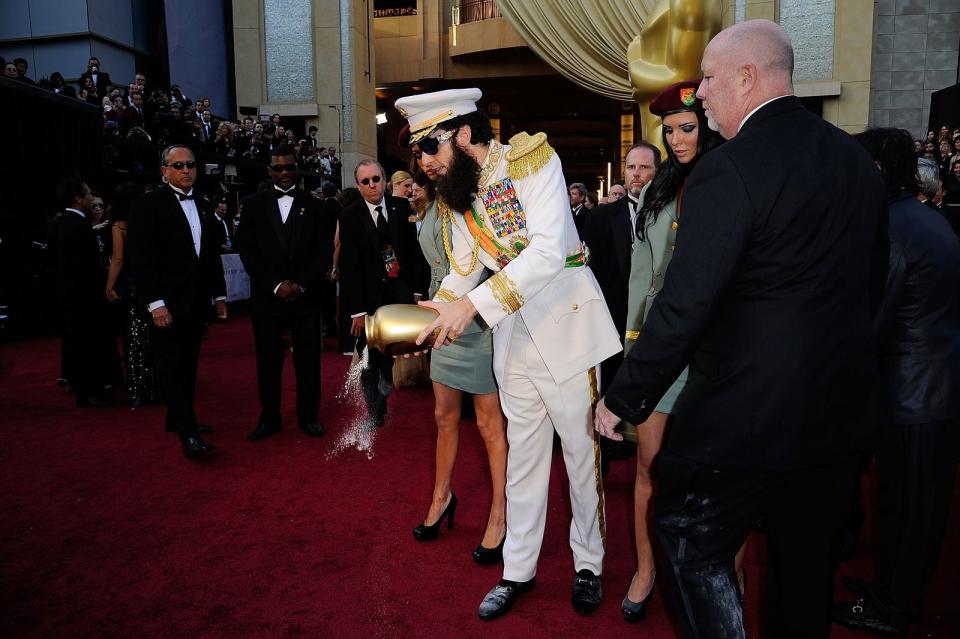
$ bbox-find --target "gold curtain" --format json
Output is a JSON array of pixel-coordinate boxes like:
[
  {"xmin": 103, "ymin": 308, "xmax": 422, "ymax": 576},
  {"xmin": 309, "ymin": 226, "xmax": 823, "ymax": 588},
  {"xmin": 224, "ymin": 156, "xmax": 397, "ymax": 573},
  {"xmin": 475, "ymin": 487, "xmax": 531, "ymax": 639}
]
[{"xmin": 496, "ymin": 0, "xmax": 657, "ymax": 101}]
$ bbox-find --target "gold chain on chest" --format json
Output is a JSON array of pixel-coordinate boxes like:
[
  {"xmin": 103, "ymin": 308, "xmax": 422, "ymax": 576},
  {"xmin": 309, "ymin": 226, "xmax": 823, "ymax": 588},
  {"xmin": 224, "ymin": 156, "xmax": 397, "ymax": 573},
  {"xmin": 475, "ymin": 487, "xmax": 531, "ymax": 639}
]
[{"xmin": 438, "ymin": 200, "xmax": 480, "ymax": 277}]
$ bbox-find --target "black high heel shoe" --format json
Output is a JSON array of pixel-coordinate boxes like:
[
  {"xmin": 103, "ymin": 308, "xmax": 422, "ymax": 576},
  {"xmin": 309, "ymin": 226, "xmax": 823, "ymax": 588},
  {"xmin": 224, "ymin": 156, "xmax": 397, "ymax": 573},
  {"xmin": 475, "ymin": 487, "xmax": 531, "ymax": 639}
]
[
  {"xmin": 413, "ymin": 494, "xmax": 457, "ymax": 541},
  {"xmin": 472, "ymin": 534, "xmax": 506, "ymax": 565},
  {"xmin": 621, "ymin": 571, "xmax": 655, "ymax": 622}
]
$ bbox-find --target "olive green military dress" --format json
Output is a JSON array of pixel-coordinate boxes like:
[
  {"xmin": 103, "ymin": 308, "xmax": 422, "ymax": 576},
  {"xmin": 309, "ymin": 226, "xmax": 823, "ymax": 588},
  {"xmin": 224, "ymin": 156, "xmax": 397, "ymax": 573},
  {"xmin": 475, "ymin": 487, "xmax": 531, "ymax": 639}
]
[
  {"xmin": 418, "ymin": 200, "xmax": 497, "ymax": 394},
  {"xmin": 623, "ymin": 186, "xmax": 689, "ymax": 414}
]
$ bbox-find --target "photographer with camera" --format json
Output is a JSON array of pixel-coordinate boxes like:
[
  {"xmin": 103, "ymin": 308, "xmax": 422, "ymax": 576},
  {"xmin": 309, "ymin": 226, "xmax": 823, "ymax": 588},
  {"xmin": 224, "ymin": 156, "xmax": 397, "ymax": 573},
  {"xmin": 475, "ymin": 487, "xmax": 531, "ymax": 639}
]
[{"xmin": 80, "ymin": 57, "xmax": 112, "ymax": 97}]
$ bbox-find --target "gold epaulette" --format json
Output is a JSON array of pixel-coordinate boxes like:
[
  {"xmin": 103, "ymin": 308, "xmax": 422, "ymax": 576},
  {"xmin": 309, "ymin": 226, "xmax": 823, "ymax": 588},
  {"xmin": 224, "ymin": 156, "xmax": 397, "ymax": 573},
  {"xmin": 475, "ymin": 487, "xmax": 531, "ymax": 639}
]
[{"xmin": 506, "ymin": 131, "xmax": 555, "ymax": 181}]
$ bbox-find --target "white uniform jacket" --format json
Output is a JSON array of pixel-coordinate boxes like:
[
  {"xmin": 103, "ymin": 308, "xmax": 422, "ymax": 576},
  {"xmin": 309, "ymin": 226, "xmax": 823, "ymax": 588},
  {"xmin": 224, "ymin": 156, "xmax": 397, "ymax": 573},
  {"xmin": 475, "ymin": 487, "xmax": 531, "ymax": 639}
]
[{"xmin": 434, "ymin": 132, "xmax": 621, "ymax": 385}]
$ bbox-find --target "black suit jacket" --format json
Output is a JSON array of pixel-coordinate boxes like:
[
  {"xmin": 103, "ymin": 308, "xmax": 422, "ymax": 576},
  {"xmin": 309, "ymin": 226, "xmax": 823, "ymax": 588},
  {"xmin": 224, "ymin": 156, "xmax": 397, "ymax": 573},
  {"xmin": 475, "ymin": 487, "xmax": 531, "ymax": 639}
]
[
  {"xmin": 605, "ymin": 96, "xmax": 889, "ymax": 470},
  {"xmin": 128, "ymin": 186, "xmax": 227, "ymax": 319},
  {"xmin": 338, "ymin": 196, "xmax": 427, "ymax": 317},
  {"xmin": 79, "ymin": 71, "xmax": 112, "ymax": 97},
  {"xmin": 237, "ymin": 188, "xmax": 334, "ymax": 315},
  {"xmin": 584, "ymin": 196, "xmax": 632, "ymax": 337},
  {"xmin": 877, "ymin": 192, "xmax": 960, "ymax": 424},
  {"xmin": 571, "ymin": 204, "xmax": 588, "ymax": 239},
  {"xmin": 46, "ymin": 210, "xmax": 101, "ymax": 310}
]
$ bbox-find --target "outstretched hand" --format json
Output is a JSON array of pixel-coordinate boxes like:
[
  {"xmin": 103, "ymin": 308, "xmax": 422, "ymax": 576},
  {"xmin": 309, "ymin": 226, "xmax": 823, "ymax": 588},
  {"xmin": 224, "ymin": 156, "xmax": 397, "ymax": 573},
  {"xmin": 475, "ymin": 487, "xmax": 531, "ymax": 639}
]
[
  {"xmin": 594, "ymin": 397, "xmax": 623, "ymax": 441},
  {"xmin": 415, "ymin": 298, "xmax": 477, "ymax": 349}
]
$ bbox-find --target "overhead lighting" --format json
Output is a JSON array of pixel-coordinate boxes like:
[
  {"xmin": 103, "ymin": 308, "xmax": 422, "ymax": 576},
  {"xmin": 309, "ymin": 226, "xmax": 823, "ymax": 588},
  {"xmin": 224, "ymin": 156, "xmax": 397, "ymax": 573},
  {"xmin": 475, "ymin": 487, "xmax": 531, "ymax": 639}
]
[{"xmin": 376, "ymin": 112, "xmax": 387, "ymax": 125}]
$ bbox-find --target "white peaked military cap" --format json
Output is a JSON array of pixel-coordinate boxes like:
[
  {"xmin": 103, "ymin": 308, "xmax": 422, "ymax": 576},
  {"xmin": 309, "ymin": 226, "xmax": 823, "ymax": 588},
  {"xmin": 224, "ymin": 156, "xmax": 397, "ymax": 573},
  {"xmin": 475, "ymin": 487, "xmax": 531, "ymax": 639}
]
[{"xmin": 394, "ymin": 88, "xmax": 482, "ymax": 145}]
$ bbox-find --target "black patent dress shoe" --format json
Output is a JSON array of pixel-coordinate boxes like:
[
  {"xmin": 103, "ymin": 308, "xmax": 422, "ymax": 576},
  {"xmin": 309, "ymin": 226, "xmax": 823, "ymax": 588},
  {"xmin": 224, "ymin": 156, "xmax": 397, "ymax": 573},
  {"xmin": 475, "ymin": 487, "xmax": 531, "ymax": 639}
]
[
  {"xmin": 247, "ymin": 422, "xmax": 280, "ymax": 442},
  {"xmin": 472, "ymin": 534, "xmax": 505, "ymax": 565},
  {"xmin": 182, "ymin": 436, "xmax": 214, "ymax": 459},
  {"xmin": 478, "ymin": 577, "xmax": 536, "ymax": 620},
  {"xmin": 197, "ymin": 423, "xmax": 214, "ymax": 434},
  {"xmin": 77, "ymin": 393, "xmax": 114, "ymax": 408},
  {"xmin": 621, "ymin": 571, "xmax": 655, "ymax": 622},
  {"xmin": 299, "ymin": 422, "xmax": 326, "ymax": 437},
  {"xmin": 572, "ymin": 569, "xmax": 603, "ymax": 615},
  {"xmin": 833, "ymin": 598, "xmax": 907, "ymax": 637}
]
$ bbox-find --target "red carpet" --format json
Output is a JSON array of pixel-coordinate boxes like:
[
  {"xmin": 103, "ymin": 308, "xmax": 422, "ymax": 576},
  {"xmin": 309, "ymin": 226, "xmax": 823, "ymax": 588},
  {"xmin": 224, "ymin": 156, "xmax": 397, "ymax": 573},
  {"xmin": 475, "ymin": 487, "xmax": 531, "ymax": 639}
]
[{"xmin": 1, "ymin": 314, "xmax": 957, "ymax": 638}]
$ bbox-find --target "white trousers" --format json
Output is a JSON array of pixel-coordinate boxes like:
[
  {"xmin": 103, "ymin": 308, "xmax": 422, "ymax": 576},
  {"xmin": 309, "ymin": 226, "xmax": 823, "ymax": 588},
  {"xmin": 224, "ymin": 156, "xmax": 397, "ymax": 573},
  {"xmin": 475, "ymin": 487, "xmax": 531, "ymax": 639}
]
[{"xmin": 494, "ymin": 315, "xmax": 606, "ymax": 582}]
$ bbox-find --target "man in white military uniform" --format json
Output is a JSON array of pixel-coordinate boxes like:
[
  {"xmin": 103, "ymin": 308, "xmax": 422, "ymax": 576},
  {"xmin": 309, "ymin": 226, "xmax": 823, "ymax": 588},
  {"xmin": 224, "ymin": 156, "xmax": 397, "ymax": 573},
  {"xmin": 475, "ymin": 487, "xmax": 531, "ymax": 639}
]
[{"xmin": 394, "ymin": 89, "xmax": 621, "ymax": 619}]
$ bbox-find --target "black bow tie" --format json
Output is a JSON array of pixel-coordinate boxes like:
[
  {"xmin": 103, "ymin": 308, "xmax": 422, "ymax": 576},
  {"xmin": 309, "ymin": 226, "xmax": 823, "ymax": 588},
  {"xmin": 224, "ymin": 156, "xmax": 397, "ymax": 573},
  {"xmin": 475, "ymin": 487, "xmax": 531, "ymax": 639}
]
[
  {"xmin": 177, "ymin": 192, "xmax": 194, "ymax": 201},
  {"xmin": 275, "ymin": 188, "xmax": 297, "ymax": 199}
]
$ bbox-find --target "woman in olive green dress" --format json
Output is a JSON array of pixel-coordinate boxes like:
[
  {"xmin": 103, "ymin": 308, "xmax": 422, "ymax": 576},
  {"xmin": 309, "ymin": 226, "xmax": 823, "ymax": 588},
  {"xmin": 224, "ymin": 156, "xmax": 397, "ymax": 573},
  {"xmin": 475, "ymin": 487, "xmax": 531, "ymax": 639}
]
[
  {"xmin": 618, "ymin": 81, "xmax": 750, "ymax": 621},
  {"xmin": 408, "ymin": 140, "xmax": 507, "ymax": 564}
]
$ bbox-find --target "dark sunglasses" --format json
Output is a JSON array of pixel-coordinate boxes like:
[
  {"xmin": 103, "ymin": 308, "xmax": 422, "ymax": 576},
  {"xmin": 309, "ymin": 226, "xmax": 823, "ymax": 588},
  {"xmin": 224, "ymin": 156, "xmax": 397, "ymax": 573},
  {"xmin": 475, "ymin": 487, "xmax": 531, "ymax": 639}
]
[
  {"xmin": 165, "ymin": 160, "xmax": 196, "ymax": 170},
  {"xmin": 418, "ymin": 128, "xmax": 457, "ymax": 156},
  {"xmin": 270, "ymin": 163, "xmax": 298, "ymax": 173},
  {"xmin": 359, "ymin": 175, "xmax": 382, "ymax": 186}
]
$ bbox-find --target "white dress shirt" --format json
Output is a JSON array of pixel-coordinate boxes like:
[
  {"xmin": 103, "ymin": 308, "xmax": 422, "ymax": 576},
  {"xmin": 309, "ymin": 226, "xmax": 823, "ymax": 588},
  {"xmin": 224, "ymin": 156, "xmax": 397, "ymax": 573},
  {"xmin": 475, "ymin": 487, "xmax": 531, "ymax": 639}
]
[
  {"xmin": 364, "ymin": 198, "xmax": 388, "ymax": 226},
  {"xmin": 65, "ymin": 207, "xmax": 86, "ymax": 219},
  {"xmin": 737, "ymin": 95, "xmax": 792, "ymax": 134},
  {"xmin": 148, "ymin": 186, "xmax": 223, "ymax": 312},
  {"xmin": 275, "ymin": 185, "xmax": 295, "ymax": 223},
  {"xmin": 271, "ymin": 185, "xmax": 298, "ymax": 294},
  {"xmin": 627, "ymin": 196, "xmax": 640, "ymax": 237}
]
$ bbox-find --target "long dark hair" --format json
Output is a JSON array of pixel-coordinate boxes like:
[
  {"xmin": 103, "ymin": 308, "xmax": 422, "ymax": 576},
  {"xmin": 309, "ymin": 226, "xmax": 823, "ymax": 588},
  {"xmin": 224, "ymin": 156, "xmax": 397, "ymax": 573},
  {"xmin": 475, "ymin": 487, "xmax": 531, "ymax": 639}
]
[
  {"xmin": 637, "ymin": 109, "xmax": 723, "ymax": 239},
  {"xmin": 409, "ymin": 152, "xmax": 436, "ymax": 201},
  {"xmin": 853, "ymin": 127, "xmax": 920, "ymax": 199}
]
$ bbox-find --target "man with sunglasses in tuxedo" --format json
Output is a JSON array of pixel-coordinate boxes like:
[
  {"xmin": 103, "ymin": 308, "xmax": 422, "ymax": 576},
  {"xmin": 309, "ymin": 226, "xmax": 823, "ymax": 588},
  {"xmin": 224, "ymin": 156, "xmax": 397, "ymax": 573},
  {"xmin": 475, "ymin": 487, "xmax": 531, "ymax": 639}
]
[
  {"xmin": 237, "ymin": 146, "xmax": 332, "ymax": 442},
  {"xmin": 129, "ymin": 145, "xmax": 228, "ymax": 460},
  {"xmin": 338, "ymin": 159, "xmax": 427, "ymax": 426}
]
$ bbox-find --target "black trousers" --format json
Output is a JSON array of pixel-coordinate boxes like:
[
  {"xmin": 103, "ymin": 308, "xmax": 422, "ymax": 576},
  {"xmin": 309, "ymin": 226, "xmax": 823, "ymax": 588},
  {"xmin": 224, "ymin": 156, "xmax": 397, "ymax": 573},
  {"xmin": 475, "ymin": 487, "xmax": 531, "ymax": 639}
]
[
  {"xmin": 62, "ymin": 304, "xmax": 117, "ymax": 401},
  {"xmin": 149, "ymin": 312, "xmax": 205, "ymax": 439},
  {"xmin": 251, "ymin": 309, "xmax": 322, "ymax": 427},
  {"xmin": 654, "ymin": 451, "xmax": 858, "ymax": 639},
  {"xmin": 355, "ymin": 279, "xmax": 412, "ymax": 419},
  {"xmin": 872, "ymin": 420, "xmax": 959, "ymax": 617}
]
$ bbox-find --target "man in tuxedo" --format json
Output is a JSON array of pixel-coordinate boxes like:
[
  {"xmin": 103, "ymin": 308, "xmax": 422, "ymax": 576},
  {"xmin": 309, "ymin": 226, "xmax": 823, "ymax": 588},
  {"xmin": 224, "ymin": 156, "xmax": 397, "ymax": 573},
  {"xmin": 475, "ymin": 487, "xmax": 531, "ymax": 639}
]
[
  {"xmin": 211, "ymin": 201, "xmax": 234, "ymax": 253},
  {"xmin": 129, "ymin": 145, "xmax": 229, "ymax": 460},
  {"xmin": 568, "ymin": 182, "xmax": 588, "ymax": 239},
  {"xmin": 120, "ymin": 91, "xmax": 146, "ymax": 133},
  {"xmin": 328, "ymin": 147, "xmax": 343, "ymax": 185},
  {"xmin": 237, "ymin": 146, "xmax": 333, "ymax": 441},
  {"xmin": 594, "ymin": 20, "xmax": 888, "ymax": 638},
  {"xmin": 584, "ymin": 142, "xmax": 659, "ymax": 395},
  {"xmin": 47, "ymin": 176, "xmax": 117, "ymax": 407},
  {"xmin": 199, "ymin": 110, "xmax": 216, "ymax": 145},
  {"xmin": 79, "ymin": 57, "xmax": 111, "ymax": 96},
  {"xmin": 338, "ymin": 159, "xmax": 425, "ymax": 425}
]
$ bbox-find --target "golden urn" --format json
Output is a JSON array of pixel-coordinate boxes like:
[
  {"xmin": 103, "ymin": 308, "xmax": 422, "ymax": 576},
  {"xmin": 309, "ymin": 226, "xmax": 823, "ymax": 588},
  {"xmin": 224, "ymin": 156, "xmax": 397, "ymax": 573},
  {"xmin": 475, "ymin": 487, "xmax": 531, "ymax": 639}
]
[{"xmin": 364, "ymin": 304, "xmax": 439, "ymax": 356}]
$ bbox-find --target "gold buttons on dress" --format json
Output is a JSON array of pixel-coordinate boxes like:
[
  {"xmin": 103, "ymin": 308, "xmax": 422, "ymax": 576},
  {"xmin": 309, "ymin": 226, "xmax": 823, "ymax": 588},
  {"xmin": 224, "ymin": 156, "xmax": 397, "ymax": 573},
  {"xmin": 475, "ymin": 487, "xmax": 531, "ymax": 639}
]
[
  {"xmin": 571, "ymin": 303, "xmax": 579, "ymax": 311},
  {"xmin": 671, "ymin": 221, "xmax": 679, "ymax": 230}
]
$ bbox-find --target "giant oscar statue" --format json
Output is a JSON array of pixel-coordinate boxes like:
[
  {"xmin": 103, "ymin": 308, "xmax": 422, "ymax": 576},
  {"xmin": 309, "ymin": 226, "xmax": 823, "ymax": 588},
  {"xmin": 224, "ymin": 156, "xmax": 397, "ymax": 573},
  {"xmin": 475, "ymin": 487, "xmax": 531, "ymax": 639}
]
[{"xmin": 628, "ymin": 0, "xmax": 722, "ymax": 150}]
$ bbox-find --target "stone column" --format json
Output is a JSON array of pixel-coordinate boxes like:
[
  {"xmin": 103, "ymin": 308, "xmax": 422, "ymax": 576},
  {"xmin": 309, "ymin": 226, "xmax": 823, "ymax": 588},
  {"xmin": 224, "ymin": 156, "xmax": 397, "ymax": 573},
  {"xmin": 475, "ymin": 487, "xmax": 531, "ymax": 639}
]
[
  {"xmin": 231, "ymin": 0, "xmax": 378, "ymax": 182},
  {"xmin": 870, "ymin": 0, "xmax": 960, "ymax": 138}
]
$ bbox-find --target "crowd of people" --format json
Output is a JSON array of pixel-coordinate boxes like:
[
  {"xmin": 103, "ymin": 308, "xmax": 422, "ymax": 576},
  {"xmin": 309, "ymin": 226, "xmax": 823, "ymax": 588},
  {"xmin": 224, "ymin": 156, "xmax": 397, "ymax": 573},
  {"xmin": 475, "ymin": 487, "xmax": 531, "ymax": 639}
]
[
  {"xmin": 3, "ymin": 54, "xmax": 344, "ymax": 181},
  {"xmin": 37, "ymin": 18, "xmax": 959, "ymax": 639}
]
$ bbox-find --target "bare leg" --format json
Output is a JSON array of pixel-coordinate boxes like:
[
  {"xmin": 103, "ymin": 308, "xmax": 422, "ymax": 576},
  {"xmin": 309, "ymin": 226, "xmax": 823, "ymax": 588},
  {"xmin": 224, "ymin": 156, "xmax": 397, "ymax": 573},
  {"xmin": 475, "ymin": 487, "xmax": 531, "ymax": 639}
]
[
  {"xmin": 423, "ymin": 381, "xmax": 462, "ymax": 525},
  {"xmin": 627, "ymin": 411, "xmax": 670, "ymax": 602},
  {"xmin": 735, "ymin": 541, "xmax": 748, "ymax": 595},
  {"xmin": 473, "ymin": 390, "xmax": 507, "ymax": 547}
]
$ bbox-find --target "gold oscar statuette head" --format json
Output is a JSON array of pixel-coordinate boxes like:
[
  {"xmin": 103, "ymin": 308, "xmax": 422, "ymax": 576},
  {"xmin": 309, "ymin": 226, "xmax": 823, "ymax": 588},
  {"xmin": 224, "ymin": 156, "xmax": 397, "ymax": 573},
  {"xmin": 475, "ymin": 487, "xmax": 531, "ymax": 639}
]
[{"xmin": 364, "ymin": 304, "xmax": 440, "ymax": 356}]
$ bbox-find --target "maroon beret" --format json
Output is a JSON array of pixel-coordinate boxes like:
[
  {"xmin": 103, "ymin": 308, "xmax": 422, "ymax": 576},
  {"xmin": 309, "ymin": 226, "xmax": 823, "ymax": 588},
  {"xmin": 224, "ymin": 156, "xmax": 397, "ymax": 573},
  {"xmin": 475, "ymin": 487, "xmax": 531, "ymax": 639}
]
[
  {"xmin": 649, "ymin": 80, "xmax": 702, "ymax": 117},
  {"xmin": 397, "ymin": 123, "xmax": 411, "ymax": 147}
]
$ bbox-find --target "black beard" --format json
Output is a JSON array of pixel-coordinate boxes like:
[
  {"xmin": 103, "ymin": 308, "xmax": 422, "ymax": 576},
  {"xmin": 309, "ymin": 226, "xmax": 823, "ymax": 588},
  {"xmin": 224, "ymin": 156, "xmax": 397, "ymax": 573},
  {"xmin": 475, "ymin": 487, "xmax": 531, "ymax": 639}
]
[{"xmin": 435, "ymin": 143, "xmax": 481, "ymax": 213}]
